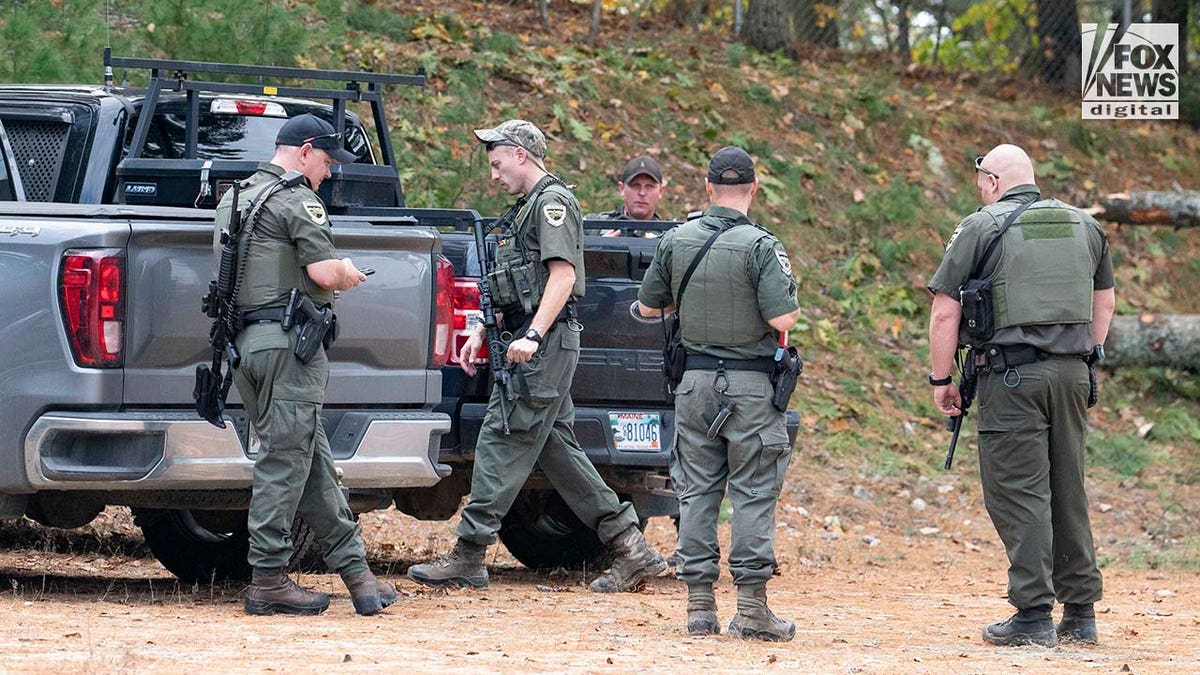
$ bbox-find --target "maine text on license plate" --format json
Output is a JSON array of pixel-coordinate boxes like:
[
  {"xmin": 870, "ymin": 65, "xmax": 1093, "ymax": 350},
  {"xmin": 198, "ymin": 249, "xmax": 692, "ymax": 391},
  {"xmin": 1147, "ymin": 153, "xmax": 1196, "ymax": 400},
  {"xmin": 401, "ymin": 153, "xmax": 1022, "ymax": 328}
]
[{"xmin": 609, "ymin": 412, "xmax": 661, "ymax": 451}]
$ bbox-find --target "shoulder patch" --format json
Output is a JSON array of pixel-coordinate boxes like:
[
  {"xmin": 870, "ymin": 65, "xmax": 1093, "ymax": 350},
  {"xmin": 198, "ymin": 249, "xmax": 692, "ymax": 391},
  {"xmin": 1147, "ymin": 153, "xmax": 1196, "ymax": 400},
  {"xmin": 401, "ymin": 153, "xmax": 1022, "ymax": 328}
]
[
  {"xmin": 944, "ymin": 221, "xmax": 967, "ymax": 251},
  {"xmin": 302, "ymin": 200, "xmax": 327, "ymax": 224},
  {"xmin": 543, "ymin": 202, "xmax": 567, "ymax": 227},
  {"xmin": 775, "ymin": 248, "xmax": 793, "ymax": 276}
]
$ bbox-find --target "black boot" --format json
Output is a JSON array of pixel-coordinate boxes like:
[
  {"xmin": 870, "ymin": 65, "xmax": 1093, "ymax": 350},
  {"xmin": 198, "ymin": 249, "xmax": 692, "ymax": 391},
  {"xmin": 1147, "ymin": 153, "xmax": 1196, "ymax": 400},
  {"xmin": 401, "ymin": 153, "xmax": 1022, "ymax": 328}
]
[
  {"xmin": 588, "ymin": 526, "xmax": 667, "ymax": 593},
  {"xmin": 686, "ymin": 583, "xmax": 720, "ymax": 636},
  {"xmin": 1056, "ymin": 603, "xmax": 1098, "ymax": 644},
  {"xmin": 244, "ymin": 567, "xmax": 330, "ymax": 616},
  {"xmin": 406, "ymin": 539, "xmax": 489, "ymax": 589},
  {"xmin": 727, "ymin": 583, "xmax": 795, "ymax": 642},
  {"xmin": 982, "ymin": 606, "xmax": 1057, "ymax": 647},
  {"xmin": 341, "ymin": 568, "xmax": 398, "ymax": 616}
]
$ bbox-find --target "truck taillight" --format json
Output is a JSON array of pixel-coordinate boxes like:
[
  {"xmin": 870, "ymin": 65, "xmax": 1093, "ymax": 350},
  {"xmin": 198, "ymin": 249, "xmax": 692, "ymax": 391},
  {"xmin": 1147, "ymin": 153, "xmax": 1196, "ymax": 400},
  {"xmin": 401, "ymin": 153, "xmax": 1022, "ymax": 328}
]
[
  {"xmin": 431, "ymin": 255, "xmax": 455, "ymax": 368},
  {"xmin": 449, "ymin": 277, "xmax": 487, "ymax": 367},
  {"xmin": 59, "ymin": 249, "xmax": 124, "ymax": 368}
]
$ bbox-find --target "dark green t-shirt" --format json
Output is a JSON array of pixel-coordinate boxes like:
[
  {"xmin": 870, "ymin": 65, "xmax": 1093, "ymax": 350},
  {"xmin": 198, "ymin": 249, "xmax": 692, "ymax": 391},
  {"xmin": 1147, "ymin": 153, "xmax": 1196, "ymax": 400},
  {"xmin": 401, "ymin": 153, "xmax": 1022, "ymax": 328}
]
[{"xmin": 927, "ymin": 185, "xmax": 1114, "ymax": 353}]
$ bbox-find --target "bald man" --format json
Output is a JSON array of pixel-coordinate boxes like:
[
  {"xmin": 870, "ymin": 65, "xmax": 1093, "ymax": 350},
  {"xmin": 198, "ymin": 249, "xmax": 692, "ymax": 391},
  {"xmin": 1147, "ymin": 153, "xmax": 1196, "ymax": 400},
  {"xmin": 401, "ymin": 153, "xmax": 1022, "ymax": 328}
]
[{"xmin": 927, "ymin": 144, "xmax": 1115, "ymax": 647}]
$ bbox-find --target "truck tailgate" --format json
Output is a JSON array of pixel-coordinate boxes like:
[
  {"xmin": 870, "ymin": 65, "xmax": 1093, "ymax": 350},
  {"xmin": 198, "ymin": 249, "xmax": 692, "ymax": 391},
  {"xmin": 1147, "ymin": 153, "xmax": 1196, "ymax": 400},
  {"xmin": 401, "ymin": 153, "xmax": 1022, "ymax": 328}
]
[{"xmin": 122, "ymin": 215, "xmax": 442, "ymax": 407}]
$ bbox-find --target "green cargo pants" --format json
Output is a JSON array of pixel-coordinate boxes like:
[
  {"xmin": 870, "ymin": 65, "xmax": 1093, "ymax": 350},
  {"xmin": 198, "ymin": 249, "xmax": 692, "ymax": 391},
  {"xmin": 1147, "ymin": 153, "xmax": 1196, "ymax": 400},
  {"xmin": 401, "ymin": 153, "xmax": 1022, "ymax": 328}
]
[
  {"xmin": 456, "ymin": 325, "xmax": 639, "ymax": 545},
  {"xmin": 976, "ymin": 356, "xmax": 1102, "ymax": 609},
  {"xmin": 233, "ymin": 323, "xmax": 368, "ymax": 575},
  {"xmin": 673, "ymin": 368, "xmax": 792, "ymax": 586}
]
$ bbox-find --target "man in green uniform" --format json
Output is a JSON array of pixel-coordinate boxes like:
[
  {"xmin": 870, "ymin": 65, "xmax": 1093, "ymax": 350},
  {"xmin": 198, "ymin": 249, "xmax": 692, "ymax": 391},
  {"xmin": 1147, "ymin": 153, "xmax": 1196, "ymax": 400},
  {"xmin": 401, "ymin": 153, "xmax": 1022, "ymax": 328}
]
[
  {"xmin": 407, "ymin": 119, "xmax": 665, "ymax": 593},
  {"xmin": 633, "ymin": 146, "xmax": 800, "ymax": 641},
  {"xmin": 586, "ymin": 154, "xmax": 669, "ymax": 236},
  {"xmin": 927, "ymin": 144, "xmax": 1115, "ymax": 646},
  {"xmin": 221, "ymin": 114, "xmax": 396, "ymax": 616}
]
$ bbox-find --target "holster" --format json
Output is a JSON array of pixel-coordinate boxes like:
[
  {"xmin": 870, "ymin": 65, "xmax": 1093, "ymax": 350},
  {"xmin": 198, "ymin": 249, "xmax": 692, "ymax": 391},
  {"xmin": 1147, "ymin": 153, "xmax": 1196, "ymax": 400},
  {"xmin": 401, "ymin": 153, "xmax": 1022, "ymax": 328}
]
[
  {"xmin": 769, "ymin": 345, "xmax": 803, "ymax": 412},
  {"xmin": 193, "ymin": 363, "xmax": 227, "ymax": 428},
  {"xmin": 661, "ymin": 315, "xmax": 686, "ymax": 402},
  {"xmin": 284, "ymin": 289, "xmax": 336, "ymax": 364}
]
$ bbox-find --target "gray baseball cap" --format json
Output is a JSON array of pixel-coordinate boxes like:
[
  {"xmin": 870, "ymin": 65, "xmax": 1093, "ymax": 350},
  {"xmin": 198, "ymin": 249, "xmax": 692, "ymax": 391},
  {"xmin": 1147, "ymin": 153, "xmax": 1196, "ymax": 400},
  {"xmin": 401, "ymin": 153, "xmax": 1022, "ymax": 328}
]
[{"xmin": 473, "ymin": 119, "xmax": 547, "ymax": 158}]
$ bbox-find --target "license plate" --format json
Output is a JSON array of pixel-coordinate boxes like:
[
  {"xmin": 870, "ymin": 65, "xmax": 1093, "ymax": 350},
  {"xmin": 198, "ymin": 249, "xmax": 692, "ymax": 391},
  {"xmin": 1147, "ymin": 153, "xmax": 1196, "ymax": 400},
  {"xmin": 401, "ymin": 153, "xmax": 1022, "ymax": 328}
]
[{"xmin": 609, "ymin": 412, "xmax": 661, "ymax": 451}]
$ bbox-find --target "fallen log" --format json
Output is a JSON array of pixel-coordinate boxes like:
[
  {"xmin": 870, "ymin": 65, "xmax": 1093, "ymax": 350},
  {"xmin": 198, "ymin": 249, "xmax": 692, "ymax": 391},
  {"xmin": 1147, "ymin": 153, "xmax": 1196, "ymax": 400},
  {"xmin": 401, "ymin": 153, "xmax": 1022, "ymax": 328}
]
[
  {"xmin": 1105, "ymin": 314, "xmax": 1200, "ymax": 369},
  {"xmin": 1096, "ymin": 191, "xmax": 1200, "ymax": 228}
]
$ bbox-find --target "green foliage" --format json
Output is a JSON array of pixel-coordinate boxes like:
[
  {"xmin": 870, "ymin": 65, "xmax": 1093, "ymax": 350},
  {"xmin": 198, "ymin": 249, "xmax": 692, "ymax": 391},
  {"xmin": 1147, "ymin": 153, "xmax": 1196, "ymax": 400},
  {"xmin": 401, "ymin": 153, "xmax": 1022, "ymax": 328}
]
[
  {"xmin": 345, "ymin": 4, "xmax": 418, "ymax": 43},
  {"xmin": 0, "ymin": 0, "xmax": 120, "ymax": 83},
  {"xmin": 1150, "ymin": 404, "xmax": 1200, "ymax": 443},
  {"xmin": 912, "ymin": 0, "xmax": 1035, "ymax": 72},
  {"xmin": 140, "ymin": 0, "xmax": 309, "ymax": 69},
  {"xmin": 1087, "ymin": 431, "xmax": 1155, "ymax": 479}
]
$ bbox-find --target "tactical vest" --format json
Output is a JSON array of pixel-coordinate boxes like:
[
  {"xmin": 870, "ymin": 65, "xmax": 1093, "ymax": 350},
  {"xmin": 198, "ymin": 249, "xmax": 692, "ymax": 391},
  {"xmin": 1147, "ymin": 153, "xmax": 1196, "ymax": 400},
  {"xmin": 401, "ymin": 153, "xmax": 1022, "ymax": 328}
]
[
  {"xmin": 986, "ymin": 200, "xmax": 1094, "ymax": 331},
  {"xmin": 230, "ymin": 175, "xmax": 328, "ymax": 310},
  {"xmin": 673, "ymin": 220, "xmax": 772, "ymax": 348},
  {"xmin": 489, "ymin": 179, "xmax": 576, "ymax": 314}
]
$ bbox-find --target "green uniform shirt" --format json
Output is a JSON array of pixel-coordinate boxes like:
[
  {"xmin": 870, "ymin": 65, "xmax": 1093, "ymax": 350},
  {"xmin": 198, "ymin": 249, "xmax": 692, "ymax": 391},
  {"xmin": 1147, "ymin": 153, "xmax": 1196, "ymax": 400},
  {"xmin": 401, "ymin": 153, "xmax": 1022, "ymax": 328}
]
[
  {"xmin": 928, "ymin": 185, "xmax": 1114, "ymax": 353},
  {"xmin": 218, "ymin": 162, "xmax": 339, "ymax": 311},
  {"xmin": 515, "ymin": 178, "xmax": 586, "ymax": 299},
  {"xmin": 639, "ymin": 205, "xmax": 798, "ymax": 360}
]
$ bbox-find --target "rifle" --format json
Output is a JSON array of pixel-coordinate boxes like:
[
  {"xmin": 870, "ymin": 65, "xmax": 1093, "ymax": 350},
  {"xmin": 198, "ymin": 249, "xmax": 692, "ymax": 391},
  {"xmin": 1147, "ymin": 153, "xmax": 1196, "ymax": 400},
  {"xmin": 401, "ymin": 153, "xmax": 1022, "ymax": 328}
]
[
  {"xmin": 944, "ymin": 346, "xmax": 978, "ymax": 470},
  {"xmin": 195, "ymin": 182, "xmax": 244, "ymax": 428},
  {"xmin": 472, "ymin": 206, "xmax": 523, "ymax": 435}
]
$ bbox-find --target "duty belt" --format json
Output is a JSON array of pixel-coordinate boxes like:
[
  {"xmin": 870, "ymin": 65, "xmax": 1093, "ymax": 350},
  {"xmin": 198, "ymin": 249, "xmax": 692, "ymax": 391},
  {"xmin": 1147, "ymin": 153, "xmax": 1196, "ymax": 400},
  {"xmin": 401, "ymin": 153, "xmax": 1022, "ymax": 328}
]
[
  {"xmin": 684, "ymin": 354, "xmax": 774, "ymax": 373},
  {"xmin": 503, "ymin": 300, "xmax": 578, "ymax": 334},
  {"xmin": 242, "ymin": 306, "xmax": 287, "ymax": 327},
  {"xmin": 975, "ymin": 344, "xmax": 1087, "ymax": 373}
]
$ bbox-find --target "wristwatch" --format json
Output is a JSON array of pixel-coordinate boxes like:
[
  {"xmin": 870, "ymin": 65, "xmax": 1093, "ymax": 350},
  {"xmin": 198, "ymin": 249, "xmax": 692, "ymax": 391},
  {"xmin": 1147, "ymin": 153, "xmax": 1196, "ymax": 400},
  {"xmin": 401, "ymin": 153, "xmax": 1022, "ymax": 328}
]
[
  {"xmin": 1089, "ymin": 344, "xmax": 1105, "ymax": 365},
  {"xmin": 928, "ymin": 373, "xmax": 953, "ymax": 386},
  {"xmin": 524, "ymin": 328, "xmax": 543, "ymax": 344}
]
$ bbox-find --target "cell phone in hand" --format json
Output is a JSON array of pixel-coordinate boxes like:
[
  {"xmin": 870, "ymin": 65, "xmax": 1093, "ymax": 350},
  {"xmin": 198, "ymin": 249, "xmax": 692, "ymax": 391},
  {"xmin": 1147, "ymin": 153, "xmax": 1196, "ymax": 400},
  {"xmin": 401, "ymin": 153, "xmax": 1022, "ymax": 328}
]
[{"xmin": 360, "ymin": 267, "xmax": 375, "ymax": 276}]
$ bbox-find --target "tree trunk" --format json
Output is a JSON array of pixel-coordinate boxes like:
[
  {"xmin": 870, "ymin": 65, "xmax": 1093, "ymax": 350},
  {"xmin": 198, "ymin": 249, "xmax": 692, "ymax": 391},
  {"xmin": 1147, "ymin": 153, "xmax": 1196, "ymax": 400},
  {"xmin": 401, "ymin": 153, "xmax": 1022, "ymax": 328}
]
[
  {"xmin": 794, "ymin": 0, "xmax": 839, "ymax": 48},
  {"xmin": 1097, "ymin": 191, "xmax": 1200, "ymax": 228},
  {"xmin": 1153, "ymin": 0, "xmax": 1189, "ymax": 74},
  {"xmin": 744, "ymin": 0, "xmax": 793, "ymax": 54},
  {"xmin": 1035, "ymin": 0, "xmax": 1081, "ymax": 89},
  {"xmin": 1106, "ymin": 314, "xmax": 1200, "ymax": 369},
  {"xmin": 896, "ymin": 0, "xmax": 911, "ymax": 64},
  {"xmin": 587, "ymin": 0, "xmax": 602, "ymax": 47}
]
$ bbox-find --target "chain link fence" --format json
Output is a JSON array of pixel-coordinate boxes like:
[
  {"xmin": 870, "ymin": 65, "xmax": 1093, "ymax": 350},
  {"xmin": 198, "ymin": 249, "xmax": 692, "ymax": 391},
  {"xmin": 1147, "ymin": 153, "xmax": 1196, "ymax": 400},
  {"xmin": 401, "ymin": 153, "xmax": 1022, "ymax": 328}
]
[{"xmin": 730, "ymin": 0, "xmax": 1193, "ymax": 91}]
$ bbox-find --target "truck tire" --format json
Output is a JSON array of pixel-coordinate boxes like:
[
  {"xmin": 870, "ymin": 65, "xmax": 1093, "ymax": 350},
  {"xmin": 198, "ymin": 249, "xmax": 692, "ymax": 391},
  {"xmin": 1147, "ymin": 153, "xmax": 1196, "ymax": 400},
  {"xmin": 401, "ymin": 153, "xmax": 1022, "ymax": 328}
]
[
  {"xmin": 133, "ymin": 508, "xmax": 251, "ymax": 584},
  {"xmin": 132, "ymin": 508, "xmax": 323, "ymax": 583},
  {"xmin": 499, "ymin": 490, "xmax": 639, "ymax": 571}
]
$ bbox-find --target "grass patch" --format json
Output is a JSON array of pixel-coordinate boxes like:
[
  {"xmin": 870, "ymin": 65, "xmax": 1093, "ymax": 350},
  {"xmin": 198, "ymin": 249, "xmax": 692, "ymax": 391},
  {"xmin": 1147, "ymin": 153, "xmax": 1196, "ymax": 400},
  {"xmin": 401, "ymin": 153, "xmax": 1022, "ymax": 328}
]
[{"xmin": 1087, "ymin": 431, "xmax": 1155, "ymax": 479}]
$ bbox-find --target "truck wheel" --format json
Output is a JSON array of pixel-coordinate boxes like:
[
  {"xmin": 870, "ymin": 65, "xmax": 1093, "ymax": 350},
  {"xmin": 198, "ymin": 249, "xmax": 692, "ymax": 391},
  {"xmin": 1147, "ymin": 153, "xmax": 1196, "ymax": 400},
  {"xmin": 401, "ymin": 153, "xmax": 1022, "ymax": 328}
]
[
  {"xmin": 132, "ymin": 509, "xmax": 324, "ymax": 583},
  {"xmin": 499, "ymin": 490, "xmax": 626, "ymax": 571},
  {"xmin": 132, "ymin": 508, "xmax": 251, "ymax": 584}
]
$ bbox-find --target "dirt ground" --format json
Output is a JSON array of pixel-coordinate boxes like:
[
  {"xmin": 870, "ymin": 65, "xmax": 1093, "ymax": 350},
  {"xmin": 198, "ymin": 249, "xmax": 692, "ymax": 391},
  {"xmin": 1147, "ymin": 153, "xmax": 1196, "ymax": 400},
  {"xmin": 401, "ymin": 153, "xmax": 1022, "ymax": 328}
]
[{"xmin": 0, "ymin": 470, "xmax": 1197, "ymax": 674}]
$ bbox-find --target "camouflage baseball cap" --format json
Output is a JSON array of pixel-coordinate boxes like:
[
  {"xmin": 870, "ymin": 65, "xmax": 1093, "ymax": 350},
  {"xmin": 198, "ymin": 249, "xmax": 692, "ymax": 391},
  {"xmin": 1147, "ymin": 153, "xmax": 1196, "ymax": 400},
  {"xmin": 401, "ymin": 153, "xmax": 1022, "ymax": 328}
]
[{"xmin": 473, "ymin": 119, "xmax": 547, "ymax": 158}]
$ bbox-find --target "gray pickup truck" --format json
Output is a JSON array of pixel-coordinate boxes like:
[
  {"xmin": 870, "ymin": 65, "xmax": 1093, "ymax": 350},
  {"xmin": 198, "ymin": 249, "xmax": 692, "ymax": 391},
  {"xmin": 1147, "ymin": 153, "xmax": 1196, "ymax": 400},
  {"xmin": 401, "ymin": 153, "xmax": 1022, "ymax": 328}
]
[
  {"xmin": 0, "ymin": 55, "xmax": 800, "ymax": 582},
  {"xmin": 0, "ymin": 57, "xmax": 452, "ymax": 582}
]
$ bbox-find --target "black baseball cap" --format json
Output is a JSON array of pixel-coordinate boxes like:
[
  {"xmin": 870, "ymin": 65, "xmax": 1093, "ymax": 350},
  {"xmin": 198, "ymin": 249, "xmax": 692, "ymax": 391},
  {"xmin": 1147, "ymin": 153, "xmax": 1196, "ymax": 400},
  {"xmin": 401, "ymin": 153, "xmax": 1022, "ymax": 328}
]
[
  {"xmin": 275, "ymin": 114, "xmax": 357, "ymax": 163},
  {"xmin": 707, "ymin": 146, "xmax": 756, "ymax": 185},
  {"xmin": 620, "ymin": 155, "xmax": 663, "ymax": 184}
]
